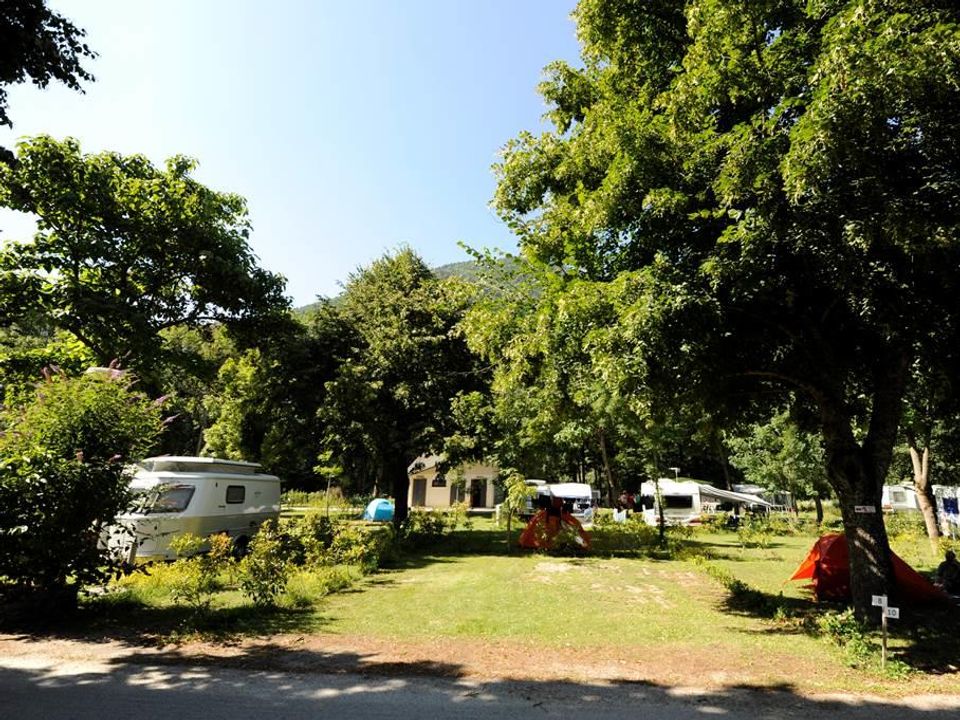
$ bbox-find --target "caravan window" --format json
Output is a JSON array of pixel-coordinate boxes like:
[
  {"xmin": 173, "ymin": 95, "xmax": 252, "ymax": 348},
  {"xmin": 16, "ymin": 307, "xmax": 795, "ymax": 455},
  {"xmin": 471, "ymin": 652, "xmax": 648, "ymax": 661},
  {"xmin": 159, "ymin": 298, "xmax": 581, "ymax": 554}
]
[
  {"xmin": 663, "ymin": 495, "xmax": 694, "ymax": 509},
  {"xmin": 891, "ymin": 490, "xmax": 907, "ymax": 504},
  {"xmin": 226, "ymin": 485, "xmax": 246, "ymax": 504},
  {"xmin": 149, "ymin": 485, "xmax": 195, "ymax": 513}
]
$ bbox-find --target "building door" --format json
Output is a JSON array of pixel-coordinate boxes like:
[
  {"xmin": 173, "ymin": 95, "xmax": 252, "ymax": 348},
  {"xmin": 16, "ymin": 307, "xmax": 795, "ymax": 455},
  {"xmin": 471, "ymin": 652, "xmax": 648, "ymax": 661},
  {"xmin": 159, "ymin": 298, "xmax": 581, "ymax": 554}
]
[
  {"xmin": 469, "ymin": 478, "xmax": 487, "ymax": 508},
  {"xmin": 412, "ymin": 477, "xmax": 427, "ymax": 507}
]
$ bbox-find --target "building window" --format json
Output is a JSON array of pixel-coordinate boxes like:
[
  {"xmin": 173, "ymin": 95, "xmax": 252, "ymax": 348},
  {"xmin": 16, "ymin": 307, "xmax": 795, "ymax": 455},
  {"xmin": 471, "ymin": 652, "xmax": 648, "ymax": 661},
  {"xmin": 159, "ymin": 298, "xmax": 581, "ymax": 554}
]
[{"xmin": 226, "ymin": 485, "xmax": 246, "ymax": 504}]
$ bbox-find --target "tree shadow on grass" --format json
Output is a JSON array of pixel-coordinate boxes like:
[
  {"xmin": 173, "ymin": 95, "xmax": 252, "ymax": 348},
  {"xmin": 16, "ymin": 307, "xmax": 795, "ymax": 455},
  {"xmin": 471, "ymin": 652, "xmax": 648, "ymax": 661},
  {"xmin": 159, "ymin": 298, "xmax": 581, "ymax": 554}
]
[
  {"xmin": 0, "ymin": 593, "xmax": 333, "ymax": 647},
  {"xmin": 714, "ymin": 580, "xmax": 960, "ymax": 674}
]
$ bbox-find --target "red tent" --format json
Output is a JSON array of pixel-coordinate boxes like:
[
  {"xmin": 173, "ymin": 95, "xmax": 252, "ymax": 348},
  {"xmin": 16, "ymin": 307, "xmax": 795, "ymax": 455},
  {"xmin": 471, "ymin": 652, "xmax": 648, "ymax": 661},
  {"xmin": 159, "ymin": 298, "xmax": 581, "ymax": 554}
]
[
  {"xmin": 519, "ymin": 508, "xmax": 591, "ymax": 550},
  {"xmin": 789, "ymin": 533, "xmax": 947, "ymax": 603}
]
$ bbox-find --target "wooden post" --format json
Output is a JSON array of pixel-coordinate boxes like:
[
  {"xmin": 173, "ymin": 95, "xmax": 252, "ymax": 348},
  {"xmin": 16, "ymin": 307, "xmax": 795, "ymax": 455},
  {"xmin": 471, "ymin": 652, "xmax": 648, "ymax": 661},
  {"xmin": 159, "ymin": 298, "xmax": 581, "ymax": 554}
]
[{"xmin": 881, "ymin": 609, "xmax": 888, "ymax": 668}]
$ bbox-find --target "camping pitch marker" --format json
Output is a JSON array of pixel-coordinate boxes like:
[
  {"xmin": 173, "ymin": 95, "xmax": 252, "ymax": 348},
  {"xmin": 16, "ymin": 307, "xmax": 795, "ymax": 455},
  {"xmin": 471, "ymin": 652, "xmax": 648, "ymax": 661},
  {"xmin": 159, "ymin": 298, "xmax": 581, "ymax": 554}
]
[{"xmin": 871, "ymin": 594, "xmax": 899, "ymax": 667}]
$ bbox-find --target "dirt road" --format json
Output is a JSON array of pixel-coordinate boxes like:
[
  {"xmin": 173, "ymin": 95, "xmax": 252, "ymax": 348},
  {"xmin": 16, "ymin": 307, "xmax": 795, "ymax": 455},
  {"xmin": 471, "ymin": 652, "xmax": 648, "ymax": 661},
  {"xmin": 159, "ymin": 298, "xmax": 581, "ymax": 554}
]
[{"xmin": 1, "ymin": 636, "xmax": 958, "ymax": 719}]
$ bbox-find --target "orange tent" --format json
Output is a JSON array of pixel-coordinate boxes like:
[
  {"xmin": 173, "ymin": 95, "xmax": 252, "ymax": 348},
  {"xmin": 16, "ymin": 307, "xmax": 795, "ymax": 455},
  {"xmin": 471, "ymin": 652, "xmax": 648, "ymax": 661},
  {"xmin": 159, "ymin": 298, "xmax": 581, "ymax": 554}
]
[
  {"xmin": 519, "ymin": 507, "xmax": 591, "ymax": 550},
  {"xmin": 789, "ymin": 533, "xmax": 947, "ymax": 603}
]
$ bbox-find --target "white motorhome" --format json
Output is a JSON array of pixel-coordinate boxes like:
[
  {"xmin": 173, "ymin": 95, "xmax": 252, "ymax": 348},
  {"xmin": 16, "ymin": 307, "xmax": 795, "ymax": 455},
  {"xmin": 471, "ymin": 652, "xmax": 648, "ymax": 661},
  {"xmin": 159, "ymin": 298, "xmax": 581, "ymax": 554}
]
[
  {"xmin": 520, "ymin": 481, "xmax": 594, "ymax": 519},
  {"xmin": 933, "ymin": 485, "xmax": 959, "ymax": 537},
  {"xmin": 110, "ymin": 456, "xmax": 281, "ymax": 560},
  {"xmin": 881, "ymin": 483, "xmax": 921, "ymax": 513},
  {"xmin": 639, "ymin": 478, "xmax": 771, "ymax": 526}
]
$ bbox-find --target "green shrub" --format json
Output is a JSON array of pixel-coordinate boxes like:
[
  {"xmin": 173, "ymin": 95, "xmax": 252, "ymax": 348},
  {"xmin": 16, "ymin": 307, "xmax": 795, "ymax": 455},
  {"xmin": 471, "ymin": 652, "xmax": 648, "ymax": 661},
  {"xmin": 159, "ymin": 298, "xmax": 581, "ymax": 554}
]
[
  {"xmin": 0, "ymin": 373, "xmax": 165, "ymax": 607},
  {"xmin": 402, "ymin": 508, "xmax": 448, "ymax": 541},
  {"xmin": 281, "ymin": 512, "xmax": 334, "ymax": 566},
  {"xmin": 238, "ymin": 520, "xmax": 290, "ymax": 607},
  {"xmin": 591, "ymin": 515, "xmax": 661, "ymax": 555},
  {"xmin": 737, "ymin": 517, "xmax": 774, "ymax": 549},
  {"xmin": 884, "ymin": 512, "xmax": 927, "ymax": 542},
  {"xmin": 698, "ymin": 512, "xmax": 733, "ymax": 533},
  {"xmin": 816, "ymin": 609, "xmax": 882, "ymax": 669},
  {"xmin": 164, "ymin": 532, "xmax": 235, "ymax": 613},
  {"xmin": 448, "ymin": 502, "xmax": 474, "ymax": 531},
  {"xmin": 281, "ymin": 488, "xmax": 349, "ymax": 508},
  {"xmin": 330, "ymin": 523, "xmax": 392, "ymax": 572}
]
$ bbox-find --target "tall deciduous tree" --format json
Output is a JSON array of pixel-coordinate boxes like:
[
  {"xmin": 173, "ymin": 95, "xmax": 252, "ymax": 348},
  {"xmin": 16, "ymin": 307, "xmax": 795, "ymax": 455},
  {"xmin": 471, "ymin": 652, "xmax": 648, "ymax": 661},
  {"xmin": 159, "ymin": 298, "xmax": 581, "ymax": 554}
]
[
  {"xmin": 204, "ymin": 306, "xmax": 355, "ymax": 485},
  {"xmin": 319, "ymin": 249, "xmax": 481, "ymax": 525},
  {"xmin": 495, "ymin": 1, "xmax": 960, "ymax": 617},
  {"xmin": 899, "ymin": 361, "xmax": 960, "ymax": 548},
  {"xmin": 465, "ymin": 258, "xmax": 651, "ymax": 498},
  {"xmin": 0, "ymin": 136, "xmax": 289, "ymax": 372}
]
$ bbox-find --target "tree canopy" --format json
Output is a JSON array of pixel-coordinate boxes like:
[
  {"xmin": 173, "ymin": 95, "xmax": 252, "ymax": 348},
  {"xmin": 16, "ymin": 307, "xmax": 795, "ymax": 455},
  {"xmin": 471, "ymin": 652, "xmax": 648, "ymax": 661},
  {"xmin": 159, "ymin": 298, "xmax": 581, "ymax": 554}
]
[
  {"xmin": 0, "ymin": 136, "xmax": 289, "ymax": 372},
  {"xmin": 0, "ymin": 1, "xmax": 94, "ymax": 159},
  {"xmin": 319, "ymin": 249, "xmax": 483, "ymax": 524},
  {"xmin": 0, "ymin": 371, "xmax": 165, "ymax": 606},
  {"xmin": 494, "ymin": 0, "xmax": 960, "ymax": 616}
]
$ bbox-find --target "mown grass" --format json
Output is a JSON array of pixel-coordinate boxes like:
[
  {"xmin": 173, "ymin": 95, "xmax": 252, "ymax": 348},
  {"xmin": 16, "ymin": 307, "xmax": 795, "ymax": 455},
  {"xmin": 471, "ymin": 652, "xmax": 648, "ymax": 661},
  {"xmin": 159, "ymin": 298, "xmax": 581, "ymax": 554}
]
[{"xmin": 11, "ymin": 511, "xmax": 955, "ymax": 692}]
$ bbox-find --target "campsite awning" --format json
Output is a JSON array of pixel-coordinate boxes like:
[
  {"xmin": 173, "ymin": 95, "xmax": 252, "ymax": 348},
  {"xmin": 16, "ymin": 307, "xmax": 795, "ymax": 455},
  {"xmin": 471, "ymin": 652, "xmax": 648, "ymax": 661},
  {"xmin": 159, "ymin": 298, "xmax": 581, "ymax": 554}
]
[
  {"xmin": 540, "ymin": 483, "xmax": 593, "ymax": 500},
  {"xmin": 696, "ymin": 484, "xmax": 773, "ymax": 507}
]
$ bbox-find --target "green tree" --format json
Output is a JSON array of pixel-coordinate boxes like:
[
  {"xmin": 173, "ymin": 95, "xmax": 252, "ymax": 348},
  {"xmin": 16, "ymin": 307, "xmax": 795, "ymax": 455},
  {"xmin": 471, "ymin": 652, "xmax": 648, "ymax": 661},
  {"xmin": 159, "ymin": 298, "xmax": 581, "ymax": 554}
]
[
  {"xmin": 0, "ymin": 1, "xmax": 94, "ymax": 160},
  {"xmin": 728, "ymin": 410, "xmax": 831, "ymax": 523},
  {"xmin": 0, "ymin": 372, "xmax": 165, "ymax": 608},
  {"xmin": 319, "ymin": 249, "xmax": 481, "ymax": 525},
  {"xmin": 203, "ymin": 306, "xmax": 353, "ymax": 484},
  {"xmin": 495, "ymin": 1, "xmax": 960, "ymax": 617},
  {"xmin": 897, "ymin": 361, "xmax": 960, "ymax": 547},
  {"xmin": 0, "ymin": 136, "xmax": 289, "ymax": 373},
  {"xmin": 465, "ymin": 258, "xmax": 651, "ymax": 498}
]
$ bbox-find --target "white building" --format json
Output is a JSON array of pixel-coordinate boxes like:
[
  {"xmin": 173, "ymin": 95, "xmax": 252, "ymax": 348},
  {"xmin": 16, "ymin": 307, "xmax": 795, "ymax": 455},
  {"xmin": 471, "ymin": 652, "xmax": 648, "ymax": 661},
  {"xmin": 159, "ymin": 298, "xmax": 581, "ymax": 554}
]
[{"xmin": 407, "ymin": 455, "xmax": 499, "ymax": 509}]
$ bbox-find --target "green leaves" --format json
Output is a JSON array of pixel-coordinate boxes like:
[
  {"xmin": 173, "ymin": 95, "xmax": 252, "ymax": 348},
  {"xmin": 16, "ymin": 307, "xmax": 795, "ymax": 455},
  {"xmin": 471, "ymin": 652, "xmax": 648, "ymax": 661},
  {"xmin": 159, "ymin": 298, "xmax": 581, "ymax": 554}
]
[
  {"xmin": 0, "ymin": 1, "xmax": 96, "ymax": 130},
  {"xmin": 318, "ymin": 249, "xmax": 482, "ymax": 511},
  {"xmin": 0, "ymin": 136, "xmax": 289, "ymax": 371},
  {"xmin": 0, "ymin": 372, "xmax": 165, "ymax": 598}
]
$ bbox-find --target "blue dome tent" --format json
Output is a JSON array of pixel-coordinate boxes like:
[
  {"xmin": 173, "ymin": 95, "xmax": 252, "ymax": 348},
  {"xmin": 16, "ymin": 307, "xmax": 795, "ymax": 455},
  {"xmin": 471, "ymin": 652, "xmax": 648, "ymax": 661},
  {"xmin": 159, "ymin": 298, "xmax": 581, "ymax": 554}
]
[{"xmin": 363, "ymin": 498, "xmax": 394, "ymax": 522}]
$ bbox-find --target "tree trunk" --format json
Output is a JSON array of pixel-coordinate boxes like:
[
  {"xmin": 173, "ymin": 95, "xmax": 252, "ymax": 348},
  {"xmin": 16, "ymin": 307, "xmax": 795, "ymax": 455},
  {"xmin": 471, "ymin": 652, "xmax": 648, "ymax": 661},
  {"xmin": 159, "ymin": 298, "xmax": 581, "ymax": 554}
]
[
  {"xmin": 597, "ymin": 428, "xmax": 617, "ymax": 506},
  {"xmin": 819, "ymin": 355, "xmax": 906, "ymax": 621},
  {"xmin": 908, "ymin": 444, "xmax": 941, "ymax": 552},
  {"xmin": 814, "ymin": 494, "xmax": 824, "ymax": 526},
  {"xmin": 713, "ymin": 430, "xmax": 733, "ymax": 490},
  {"xmin": 387, "ymin": 459, "xmax": 410, "ymax": 528},
  {"xmin": 832, "ymin": 466, "xmax": 895, "ymax": 618}
]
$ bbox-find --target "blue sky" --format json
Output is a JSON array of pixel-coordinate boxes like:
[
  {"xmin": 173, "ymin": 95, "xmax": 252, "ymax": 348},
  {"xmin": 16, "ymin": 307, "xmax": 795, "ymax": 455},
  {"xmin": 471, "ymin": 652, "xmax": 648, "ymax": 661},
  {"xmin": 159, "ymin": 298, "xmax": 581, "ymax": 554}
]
[{"xmin": 0, "ymin": 0, "xmax": 581, "ymax": 306}]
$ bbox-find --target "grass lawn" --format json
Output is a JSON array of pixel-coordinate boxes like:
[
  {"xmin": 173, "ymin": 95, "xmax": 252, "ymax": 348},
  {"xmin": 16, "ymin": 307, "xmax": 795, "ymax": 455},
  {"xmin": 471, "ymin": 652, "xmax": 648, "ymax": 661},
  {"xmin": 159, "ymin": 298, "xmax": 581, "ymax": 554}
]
[
  {"xmin": 307, "ymin": 522, "xmax": 957, "ymax": 693},
  {"xmin": 9, "ymin": 514, "xmax": 955, "ymax": 694}
]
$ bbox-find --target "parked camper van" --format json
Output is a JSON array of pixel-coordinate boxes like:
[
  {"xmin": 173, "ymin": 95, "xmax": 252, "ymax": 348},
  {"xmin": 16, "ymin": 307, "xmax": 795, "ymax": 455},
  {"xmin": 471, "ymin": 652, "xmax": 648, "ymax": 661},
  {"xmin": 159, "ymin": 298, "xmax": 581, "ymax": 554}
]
[
  {"xmin": 639, "ymin": 478, "xmax": 771, "ymax": 526},
  {"xmin": 881, "ymin": 484, "xmax": 921, "ymax": 513},
  {"xmin": 110, "ymin": 456, "xmax": 281, "ymax": 560},
  {"xmin": 520, "ymin": 481, "xmax": 594, "ymax": 519},
  {"xmin": 933, "ymin": 485, "xmax": 959, "ymax": 536}
]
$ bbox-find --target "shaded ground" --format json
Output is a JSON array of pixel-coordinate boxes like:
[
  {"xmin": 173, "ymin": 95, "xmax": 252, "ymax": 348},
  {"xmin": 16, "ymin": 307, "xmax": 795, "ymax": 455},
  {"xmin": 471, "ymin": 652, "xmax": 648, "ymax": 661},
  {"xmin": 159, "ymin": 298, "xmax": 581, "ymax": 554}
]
[{"xmin": 2, "ymin": 636, "xmax": 960, "ymax": 720}]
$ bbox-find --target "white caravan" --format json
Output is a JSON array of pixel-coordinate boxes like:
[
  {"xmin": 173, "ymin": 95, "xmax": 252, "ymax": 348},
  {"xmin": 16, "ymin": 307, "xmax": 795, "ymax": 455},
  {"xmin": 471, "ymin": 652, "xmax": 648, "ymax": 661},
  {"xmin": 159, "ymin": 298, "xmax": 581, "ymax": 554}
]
[
  {"xmin": 519, "ymin": 481, "xmax": 594, "ymax": 519},
  {"xmin": 639, "ymin": 478, "xmax": 771, "ymax": 526},
  {"xmin": 881, "ymin": 483, "xmax": 921, "ymax": 513},
  {"xmin": 933, "ymin": 485, "xmax": 959, "ymax": 537},
  {"xmin": 110, "ymin": 456, "xmax": 281, "ymax": 560}
]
